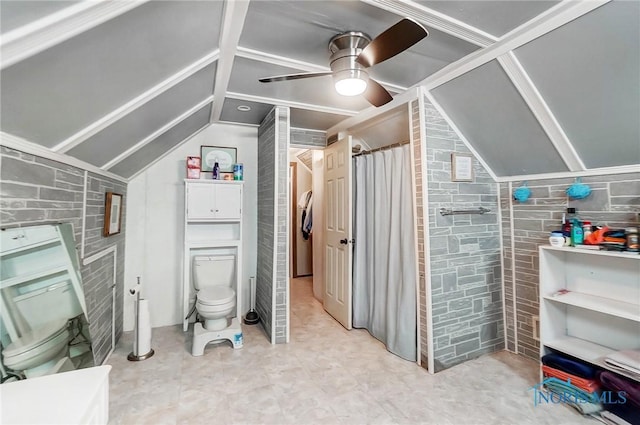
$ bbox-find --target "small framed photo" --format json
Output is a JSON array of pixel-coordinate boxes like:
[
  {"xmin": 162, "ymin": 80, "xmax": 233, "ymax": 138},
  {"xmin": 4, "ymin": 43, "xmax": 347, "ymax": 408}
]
[
  {"xmin": 451, "ymin": 153, "xmax": 474, "ymax": 182},
  {"xmin": 220, "ymin": 172, "xmax": 234, "ymax": 181},
  {"xmin": 201, "ymin": 146, "xmax": 237, "ymax": 173},
  {"xmin": 103, "ymin": 192, "xmax": 123, "ymax": 237}
]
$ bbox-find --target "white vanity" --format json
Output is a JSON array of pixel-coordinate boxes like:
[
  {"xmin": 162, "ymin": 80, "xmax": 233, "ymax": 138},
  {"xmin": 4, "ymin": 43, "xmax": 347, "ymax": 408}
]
[{"xmin": 0, "ymin": 365, "xmax": 111, "ymax": 424}]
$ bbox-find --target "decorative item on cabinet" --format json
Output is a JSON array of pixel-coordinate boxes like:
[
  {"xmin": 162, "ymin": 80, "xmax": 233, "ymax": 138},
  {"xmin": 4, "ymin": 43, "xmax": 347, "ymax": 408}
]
[{"xmin": 186, "ymin": 156, "xmax": 201, "ymax": 179}]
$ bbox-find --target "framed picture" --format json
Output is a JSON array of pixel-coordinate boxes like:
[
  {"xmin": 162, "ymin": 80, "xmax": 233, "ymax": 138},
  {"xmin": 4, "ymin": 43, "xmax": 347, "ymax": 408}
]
[
  {"xmin": 103, "ymin": 192, "xmax": 123, "ymax": 237},
  {"xmin": 451, "ymin": 153, "xmax": 474, "ymax": 182},
  {"xmin": 200, "ymin": 146, "xmax": 237, "ymax": 173},
  {"xmin": 220, "ymin": 172, "xmax": 234, "ymax": 181}
]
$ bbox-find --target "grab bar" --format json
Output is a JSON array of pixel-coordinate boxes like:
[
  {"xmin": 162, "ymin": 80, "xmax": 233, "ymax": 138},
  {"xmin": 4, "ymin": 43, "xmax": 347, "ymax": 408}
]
[{"xmin": 439, "ymin": 207, "xmax": 491, "ymax": 216}]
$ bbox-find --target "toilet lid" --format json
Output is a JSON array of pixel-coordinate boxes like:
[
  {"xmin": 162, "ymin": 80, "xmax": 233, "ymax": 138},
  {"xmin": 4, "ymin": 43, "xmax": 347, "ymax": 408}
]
[
  {"xmin": 198, "ymin": 286, "xmax": 235, "ymax": 305},
  {"xmin": 3, "ymin": 319, "xmax": 68, "ymax": 358}
]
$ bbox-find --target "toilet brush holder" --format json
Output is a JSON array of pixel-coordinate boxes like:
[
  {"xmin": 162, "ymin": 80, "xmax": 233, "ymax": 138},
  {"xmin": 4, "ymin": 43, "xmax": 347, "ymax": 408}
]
[
  {"xmin": 244, "ymin": 276, "xmax": 260, "ymax": 325},
  {"xmin": 128, "ymin": 282, "xmax": 155, "ymax": 361}
]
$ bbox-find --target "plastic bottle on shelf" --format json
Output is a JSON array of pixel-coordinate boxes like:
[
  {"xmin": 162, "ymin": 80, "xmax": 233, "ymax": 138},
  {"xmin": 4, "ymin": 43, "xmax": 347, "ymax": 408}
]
[
  {"xmin": 212, "ymin": 161, "xmax": 220, "ymax": 180},
  {"xmin": 582, "ymin": 221, "xmax": 592, "ymax": 242}
]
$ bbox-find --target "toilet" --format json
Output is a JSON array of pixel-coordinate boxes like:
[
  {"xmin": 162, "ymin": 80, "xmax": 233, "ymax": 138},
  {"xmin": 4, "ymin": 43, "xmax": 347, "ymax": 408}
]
[
  {"xmin": 2, "ymin": 319, "xmax": 73, "ymax": 378},
  {"xmin": 2, "ymin": 281, "xmax": 83, "ymax": 378},
  {"xmin": 191, "ymin": 255, "xmax": 243, "ymax": 356}
]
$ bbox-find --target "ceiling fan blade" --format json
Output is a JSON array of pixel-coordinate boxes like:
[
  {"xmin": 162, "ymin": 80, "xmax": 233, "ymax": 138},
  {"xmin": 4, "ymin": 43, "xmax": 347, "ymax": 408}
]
[
  {"xmin": 259, "ymin": 72, "xmax": 333, "ymax": 83},
  {"xmin": 356, "ymin": 18, "xmax": 428, "ymax": 68},
  {"xmin": 363, "ymin": 79, "xmax": 393, "ymax": 107}
]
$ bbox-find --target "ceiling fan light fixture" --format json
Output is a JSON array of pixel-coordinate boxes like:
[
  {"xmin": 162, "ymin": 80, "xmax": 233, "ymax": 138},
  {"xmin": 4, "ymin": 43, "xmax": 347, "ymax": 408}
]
[
  {"xmin": 335, "ymin": 77, "xmax": 367, "ymax": 96},
  {"xmin": 333, "ymin": 69, "xmax": 368, "ymax": 97}
]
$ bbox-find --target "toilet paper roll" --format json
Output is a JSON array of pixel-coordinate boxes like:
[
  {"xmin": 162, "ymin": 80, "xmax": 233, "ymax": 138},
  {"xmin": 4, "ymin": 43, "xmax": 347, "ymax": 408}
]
[{"xmin": 135, "ymin": 299, "xmax": 152, "ymax": 355}]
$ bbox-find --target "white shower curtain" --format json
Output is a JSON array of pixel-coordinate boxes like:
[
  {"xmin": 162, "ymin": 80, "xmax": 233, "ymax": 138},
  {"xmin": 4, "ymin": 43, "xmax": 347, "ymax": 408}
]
[{"xmin": 353, "ymin": 144, "xmax": 417, "ymax": 361}]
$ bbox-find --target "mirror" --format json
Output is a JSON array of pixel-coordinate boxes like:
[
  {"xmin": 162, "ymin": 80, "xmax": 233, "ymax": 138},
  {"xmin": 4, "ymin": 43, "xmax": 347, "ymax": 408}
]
[{"xmin": 0, "ymin": 223, "xmax": 94, "ymax": 382}]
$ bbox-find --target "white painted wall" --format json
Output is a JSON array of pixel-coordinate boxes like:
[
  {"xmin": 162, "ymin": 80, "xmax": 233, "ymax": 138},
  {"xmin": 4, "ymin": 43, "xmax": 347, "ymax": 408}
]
[{"xmin": 124, "ymin": 123, "xmax": 258, "ymax": 330}]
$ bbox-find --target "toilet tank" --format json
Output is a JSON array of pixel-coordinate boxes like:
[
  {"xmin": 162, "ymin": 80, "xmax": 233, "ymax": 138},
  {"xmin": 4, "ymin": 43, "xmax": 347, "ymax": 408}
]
[
  {"xmin": 13, "ymin": 280, "xmax": 83, "ymax": 330},
  {"xmin": 193, "ymin": 255, "xmax": 235, "ymax": 290}
]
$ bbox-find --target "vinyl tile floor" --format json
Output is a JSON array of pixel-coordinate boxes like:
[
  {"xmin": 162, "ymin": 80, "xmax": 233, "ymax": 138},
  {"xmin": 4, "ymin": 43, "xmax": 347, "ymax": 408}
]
[{"xmin": 107, "ymin": 277, "xmax": 587, "ymax": 424}]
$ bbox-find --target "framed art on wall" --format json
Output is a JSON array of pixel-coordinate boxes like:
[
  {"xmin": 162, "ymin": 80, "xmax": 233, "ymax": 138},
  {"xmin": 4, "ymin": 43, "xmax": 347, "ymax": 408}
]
[
  {"xmin": 103, "ymin": 192, "xmax": 123, "ymax": 237},
  {"xmin": 451, "ymin": 153, "xmax": 474, "ymax": 182},
  {"xmin": 200, "ymin": 146, "xmax": 237, "ymax": 173}
]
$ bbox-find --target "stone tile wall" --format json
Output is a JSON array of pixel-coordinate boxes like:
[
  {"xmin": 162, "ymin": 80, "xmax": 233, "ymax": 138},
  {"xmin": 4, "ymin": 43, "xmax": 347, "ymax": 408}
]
[
  {"xmin": 0, "ymin": 146, "xmax": 127, "ymax": 365},
  {"xmin": 291, "ymin": 128, "xmax": 326, "ymax": 148},
  {"xmin": 256, "ymin": 106, "xmax": 290, "ymax": 344},
  {"xmin": 410, "ymin": 99, "xmax": 430, "ymax": 368},
  {"xmin": 500, "ymin": 173, "xmax": 640, "ymax": 360},
  {"xmin": 422, "ymin": 98, "xmax": 504, "ymax": 372},
  {"xmin": 274, "ymin": 107, "xmax": 289, "ymax": 344},
  {"xmin": 256, "ymin": 109, "xmax": 276, "ymax": 341}
]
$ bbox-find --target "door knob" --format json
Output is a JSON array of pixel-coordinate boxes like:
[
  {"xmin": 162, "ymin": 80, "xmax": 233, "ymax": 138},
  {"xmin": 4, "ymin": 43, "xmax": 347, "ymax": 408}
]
[{"xmin": 340, "ymin": 238, "xmax": 348, "ymax": 245}]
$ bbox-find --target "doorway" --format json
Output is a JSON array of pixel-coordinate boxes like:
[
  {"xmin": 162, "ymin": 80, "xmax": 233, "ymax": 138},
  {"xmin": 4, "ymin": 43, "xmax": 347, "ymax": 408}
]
[{"xmin": 289, "ymin": 154, "xmax": 313, "ymax": 279}]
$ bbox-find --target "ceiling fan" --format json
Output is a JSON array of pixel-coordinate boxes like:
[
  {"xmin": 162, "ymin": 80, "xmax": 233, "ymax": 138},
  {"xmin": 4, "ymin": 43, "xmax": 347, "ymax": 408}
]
[{"xmin": 258, "ymin": 18, "xmax": 428, "ymax": 107}]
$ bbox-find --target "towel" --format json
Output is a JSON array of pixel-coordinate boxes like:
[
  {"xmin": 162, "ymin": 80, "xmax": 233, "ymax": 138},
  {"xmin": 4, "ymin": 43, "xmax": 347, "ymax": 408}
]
[
  {"xmin": 605, "ymin": 351, "xmax": 640, "ymax": 378},
  {"xmin": 543, "ymin": 364, "xmax": 601, "ymax": 393},
  {"xmin": 543, "ymin": 377, "xmax": 603, "ymax": 415},
  {"xmin": 598, "ymin": 371, "xmax": 640, "ymax": 409},
  {"xmin": 542, "ymin": 352, "xmax": 600, "ymax": 379}
]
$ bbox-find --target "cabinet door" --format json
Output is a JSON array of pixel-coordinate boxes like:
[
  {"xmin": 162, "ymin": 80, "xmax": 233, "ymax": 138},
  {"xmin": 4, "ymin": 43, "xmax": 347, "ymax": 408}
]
[
  {"xmin": 214, "ymin": 185, "xmax": 242, "ymax": 219},
  {"xmin": 186, "ymin": 184, "xmax": 215, "ymax": 220}
]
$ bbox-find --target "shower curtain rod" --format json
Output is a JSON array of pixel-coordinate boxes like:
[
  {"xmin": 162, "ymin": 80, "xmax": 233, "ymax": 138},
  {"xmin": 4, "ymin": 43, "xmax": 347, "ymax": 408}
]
[{"xmin": 352, "ymin": 140, "xmax": 410, "ymax": 157}]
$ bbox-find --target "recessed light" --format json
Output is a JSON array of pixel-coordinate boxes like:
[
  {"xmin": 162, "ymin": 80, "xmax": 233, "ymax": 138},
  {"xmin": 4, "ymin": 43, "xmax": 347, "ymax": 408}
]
[{"xmin": 237, "ymin": 105, "xmax": 251, "ymax": 112}]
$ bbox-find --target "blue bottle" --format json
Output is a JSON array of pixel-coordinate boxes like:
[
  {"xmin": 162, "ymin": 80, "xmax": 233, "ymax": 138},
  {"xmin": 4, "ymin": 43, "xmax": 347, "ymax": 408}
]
[{"xmin": 212, "ymin": 161, "xmax": 220, "ymax": 180}]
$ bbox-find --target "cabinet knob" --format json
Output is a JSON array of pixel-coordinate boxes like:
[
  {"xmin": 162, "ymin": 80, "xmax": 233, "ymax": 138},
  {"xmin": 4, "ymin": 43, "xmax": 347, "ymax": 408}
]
[{"xmin": 216, "ymin": 209, "xmax": 219, "ymax": 212}]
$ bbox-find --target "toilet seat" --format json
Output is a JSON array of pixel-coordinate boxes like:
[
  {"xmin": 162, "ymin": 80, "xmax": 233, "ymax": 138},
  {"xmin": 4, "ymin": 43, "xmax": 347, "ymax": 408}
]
[
  {"xmin": 197, "ymin": 286, "xmax": 235, "ymax": 306},
  {"xmin": 3, "ymin": 320, "xmax": 69, "ymax": 368}
]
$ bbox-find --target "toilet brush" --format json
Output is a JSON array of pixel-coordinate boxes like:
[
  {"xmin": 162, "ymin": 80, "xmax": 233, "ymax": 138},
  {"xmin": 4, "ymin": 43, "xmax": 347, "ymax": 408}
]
[{"xmin": 244, "ymin": 276, "xmax": 260, "ymax": 325}]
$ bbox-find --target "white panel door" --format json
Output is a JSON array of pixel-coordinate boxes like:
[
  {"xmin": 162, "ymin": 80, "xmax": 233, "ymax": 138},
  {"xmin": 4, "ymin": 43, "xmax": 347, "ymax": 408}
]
[
  {"xmin": 323, "ymin": 136, "xmax": 352, "ymax": 330},
  {"xmin": 186, "ymin": 184, "xmax": 214, "ymax": 220},
  {"xmin": 214, "ymin": 184, "xmax": 242, "ymax": 219}
]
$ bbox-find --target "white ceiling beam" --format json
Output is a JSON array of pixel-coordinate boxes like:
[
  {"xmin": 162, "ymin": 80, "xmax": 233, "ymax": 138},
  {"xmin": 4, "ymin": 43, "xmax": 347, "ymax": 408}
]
[
  {"xmin": 102, "ymin": 97, "xmax": 213, "ymax": 170},
  {"xmin": 54, "ymin": 50, "xmax": 219, "ymax": 154},
  {"xmin": 1, "ymin": 0, "xmax": 149, "ymax": 70},
  {"xmin": 497, "ymin": 52, "xmax": 585, "ymax": 172},
  {"xmin": 1, "ymin": 132, "xmax": 127, "ymax": 183},
  {"xmin": 226, "ymin": 92, "xmax": 359, "ymax": 117},
  {"xmin": 326, "ymin": 87, "xmax": 419, "ymax": 135},
  {"xmin": 210, "ymin": 0, "xmax": 251, "ymax": 122},
  {"xmin": 236, "ymin": 46, "xmax": 408, "ymax": 94},
  {"xmin": 495, "ymin": 164, "xmax": 640, "ymax": 183},
  {"xmin": 416, "ymin": 0, "xmax": 610, "ymax": 92},
  {"xmin": 424, "ymin": 90, "xmax": 499, "ymax": 182},
  {"xmin": 361, "ymin": 0, "xmax": 497, "ymax": 47}
]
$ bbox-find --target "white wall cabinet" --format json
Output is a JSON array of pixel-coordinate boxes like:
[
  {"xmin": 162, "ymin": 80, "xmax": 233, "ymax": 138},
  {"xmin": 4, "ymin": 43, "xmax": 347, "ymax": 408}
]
[
  {"xmin": 186, "ymin": 181, "xmax": 241, "ymax": 221},
  {"xmin": 539, "ymin": 246, "xmax": 640, "ymax": 381},
  {"xmin": 182, "ymin": 180, "xmax": 243, "ymax": 331}
]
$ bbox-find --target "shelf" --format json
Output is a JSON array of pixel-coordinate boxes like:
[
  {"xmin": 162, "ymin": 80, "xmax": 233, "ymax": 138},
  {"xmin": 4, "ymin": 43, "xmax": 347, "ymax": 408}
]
[
  {"xmin": 540, "ymin": 245, "xmax": 640, "ymax": 260},
  {"xmin": 0, "ymin": 238, "xmax": 59, "ymax": 258},
  {"xmin": 1, "ymin": 265, "xmax": 68, "ymax": 289},
  {"xmin": 186, "ymin": 218, "xmax": 241, "ymax": 223},
  {"xmin": 545, "ymin": 337, "xmax": 640, "ymax": 383},
  {"xmin": 187, "ymin": 240, "xmax": 240, "ymax": 249},
  {"xmin": 543, "ymin": 291, "xmax": 640, "ymax": 322}
]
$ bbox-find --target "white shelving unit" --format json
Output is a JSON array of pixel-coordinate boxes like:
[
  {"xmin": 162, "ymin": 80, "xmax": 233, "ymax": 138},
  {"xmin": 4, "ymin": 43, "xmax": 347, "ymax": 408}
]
[
  {"xmin": 539, "ymin": 245, "xmax": 640, "ymax": 382},
  {"xmin": 0, "ymin": 225, "xmax": 86, "ymax": 342},
  {"xmin": 182, "ymin": 180, "xmax": 243, "ymax": 332}
]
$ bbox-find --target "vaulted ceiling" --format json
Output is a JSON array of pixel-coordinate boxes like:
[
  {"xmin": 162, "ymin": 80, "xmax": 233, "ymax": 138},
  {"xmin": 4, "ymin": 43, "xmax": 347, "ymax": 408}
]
[{"xmin": 1, "ymin": 0, "xmax": 638, "ymax": 180}]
